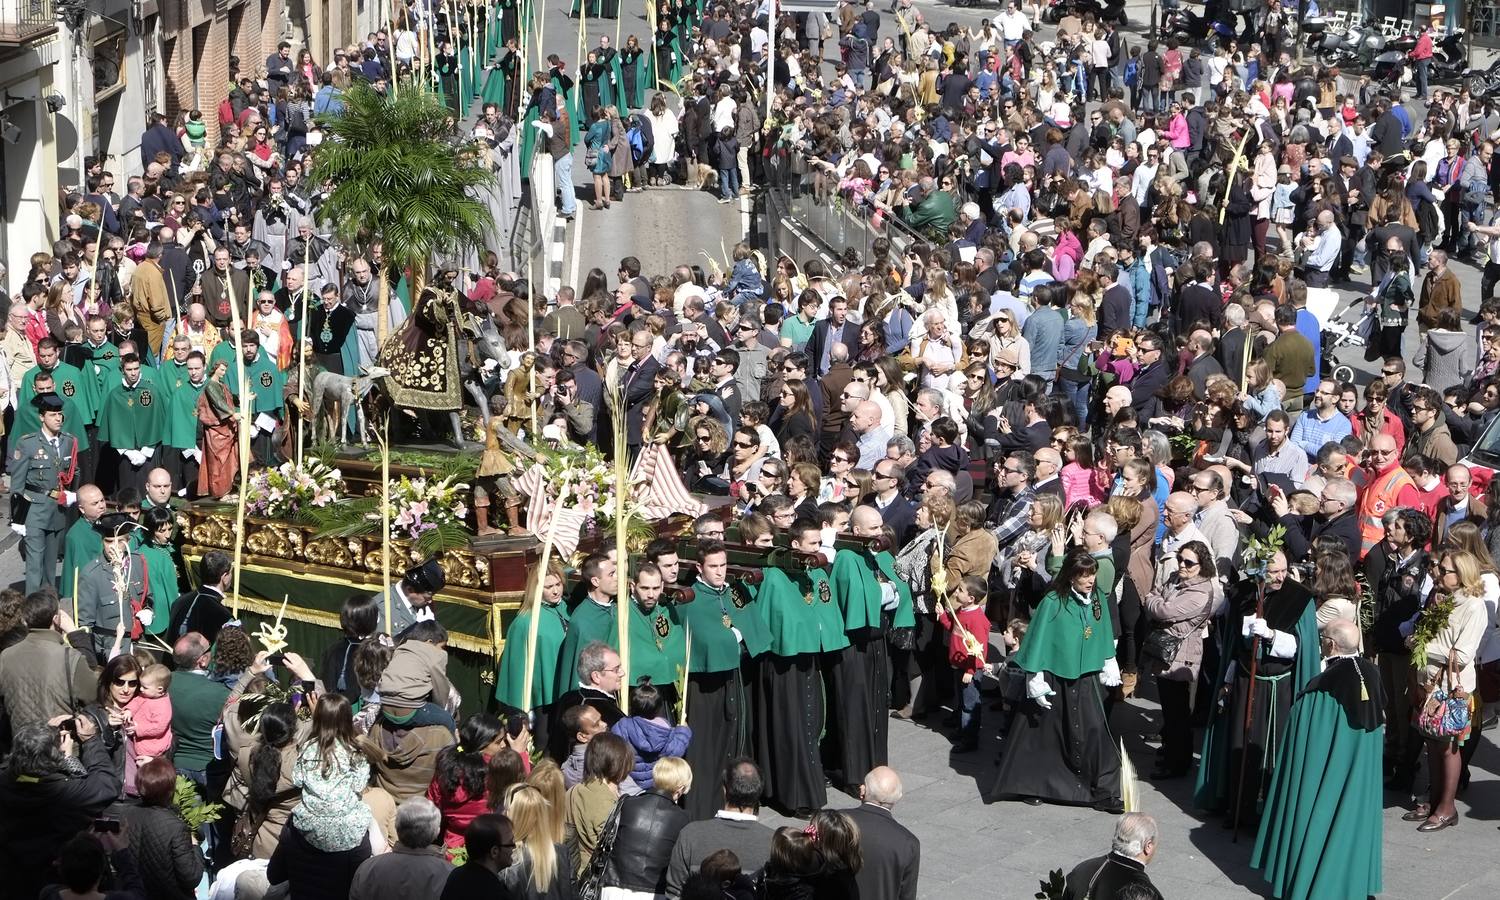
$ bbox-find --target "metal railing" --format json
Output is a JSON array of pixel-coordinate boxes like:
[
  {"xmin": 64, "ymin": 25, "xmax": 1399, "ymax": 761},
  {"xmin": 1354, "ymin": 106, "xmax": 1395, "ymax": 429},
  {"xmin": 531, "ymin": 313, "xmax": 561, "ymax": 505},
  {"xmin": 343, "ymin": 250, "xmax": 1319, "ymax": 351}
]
[
  {"xmin": 0, "ymin": 0, "xmax": 56, "ymax": 45},
  {"xmin": 764, "ymin": 148, "xmax": 923, "ymax": 266}
]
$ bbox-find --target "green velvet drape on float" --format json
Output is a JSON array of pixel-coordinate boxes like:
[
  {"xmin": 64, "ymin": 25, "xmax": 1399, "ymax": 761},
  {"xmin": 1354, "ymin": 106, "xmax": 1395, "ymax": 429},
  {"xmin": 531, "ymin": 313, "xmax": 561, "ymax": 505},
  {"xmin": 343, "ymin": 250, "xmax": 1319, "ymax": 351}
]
[{"xmin": 184, "ymin": 558, "xmax": 514, "ymax": 718}]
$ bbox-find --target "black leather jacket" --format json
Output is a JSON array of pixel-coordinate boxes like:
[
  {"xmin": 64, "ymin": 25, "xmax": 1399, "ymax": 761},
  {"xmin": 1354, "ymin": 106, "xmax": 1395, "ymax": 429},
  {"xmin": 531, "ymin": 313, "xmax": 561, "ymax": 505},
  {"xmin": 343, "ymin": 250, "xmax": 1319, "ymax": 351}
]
[{"xmin": 602, "ymin": 790, "xmax": 691, "ymax": 892}]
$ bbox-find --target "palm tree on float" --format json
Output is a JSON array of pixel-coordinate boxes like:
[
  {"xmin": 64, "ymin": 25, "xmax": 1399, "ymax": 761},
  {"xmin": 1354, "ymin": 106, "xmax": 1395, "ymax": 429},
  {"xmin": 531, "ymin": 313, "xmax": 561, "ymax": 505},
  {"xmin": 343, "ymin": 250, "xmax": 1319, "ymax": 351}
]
[{"xmin": 311, "ymin": 82, "xmax": 496, "ymax": 347}]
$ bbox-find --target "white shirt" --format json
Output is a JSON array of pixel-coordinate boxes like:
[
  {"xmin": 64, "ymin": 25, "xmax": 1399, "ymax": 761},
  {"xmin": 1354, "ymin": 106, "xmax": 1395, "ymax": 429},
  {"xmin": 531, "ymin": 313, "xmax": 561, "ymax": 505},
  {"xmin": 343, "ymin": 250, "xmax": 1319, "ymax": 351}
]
[{"xmin": 999, "ymin": 10, "xmax": 1027, "ymax": 41}]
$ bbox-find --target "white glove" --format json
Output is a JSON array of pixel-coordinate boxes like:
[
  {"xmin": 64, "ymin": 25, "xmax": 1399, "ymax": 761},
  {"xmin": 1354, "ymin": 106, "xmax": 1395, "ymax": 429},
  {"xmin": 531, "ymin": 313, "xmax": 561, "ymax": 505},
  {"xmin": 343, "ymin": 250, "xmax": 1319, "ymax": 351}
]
[
  {"xmin": 63, "ymin": 491, "xmax": 77, "ymax": 506},
  {"xmin": 1250, "ymin": 618, "xmax": 1275, "ymax": 640},
  {"xmin": 141, "ymin": 446, "xmax": 155, "ymax": 458},
  {"xmin": 255, "ymin": 412, "xmax": 278, "ymax": 434},
  {"xmin": 10, "ymin": 523, "xmax": 25, "ymax": 537},
  {"xmin": 1099, "ymin": 657, "xmax": 1122, "ymax": 687},
  {"xmin": 184, "ymin": 449, "xmax": 201, "ymax": 463},
  {"xmin": 123, "ymin": 450, "xmax": 144, "ymax": 466},
  {"xmin": 136, "ymin": 608, "xmax": 154, "ymax": 628},
  {"xmin": 1026, "ymin": 671, "xmax": 1054, "ymax": 709}
]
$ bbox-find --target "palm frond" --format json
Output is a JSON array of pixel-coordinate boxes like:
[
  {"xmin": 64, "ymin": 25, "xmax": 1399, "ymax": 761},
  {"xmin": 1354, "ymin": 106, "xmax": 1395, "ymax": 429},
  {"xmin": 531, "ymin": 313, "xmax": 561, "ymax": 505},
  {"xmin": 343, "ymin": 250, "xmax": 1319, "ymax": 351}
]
[
  {"xmin": 310, "ymin": 83, "xmax": 498, "ymax": 268},
  {"xmin": 414, "ymin": 520, "xmax": 473, "ymax": 555},
  {"xmin": 305, "ymin": 498, "xmax": 383, "ymax": 539}
]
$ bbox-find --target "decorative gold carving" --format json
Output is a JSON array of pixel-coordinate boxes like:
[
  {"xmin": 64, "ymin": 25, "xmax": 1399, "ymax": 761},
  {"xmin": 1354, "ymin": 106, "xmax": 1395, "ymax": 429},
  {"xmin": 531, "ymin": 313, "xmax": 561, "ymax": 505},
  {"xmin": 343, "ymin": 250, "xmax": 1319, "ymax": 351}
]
[{"xmin": 305, "ymin": 537, "xmax": 353, "ymax": 567}]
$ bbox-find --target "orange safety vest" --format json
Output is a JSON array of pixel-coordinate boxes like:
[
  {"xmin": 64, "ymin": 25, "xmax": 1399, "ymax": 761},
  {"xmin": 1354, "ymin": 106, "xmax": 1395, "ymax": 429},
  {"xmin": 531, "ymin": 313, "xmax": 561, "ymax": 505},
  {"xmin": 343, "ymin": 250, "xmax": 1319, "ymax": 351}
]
[{"xmin": 1358, "ymin": 464, "xmax": 1416, "ymax": 557}]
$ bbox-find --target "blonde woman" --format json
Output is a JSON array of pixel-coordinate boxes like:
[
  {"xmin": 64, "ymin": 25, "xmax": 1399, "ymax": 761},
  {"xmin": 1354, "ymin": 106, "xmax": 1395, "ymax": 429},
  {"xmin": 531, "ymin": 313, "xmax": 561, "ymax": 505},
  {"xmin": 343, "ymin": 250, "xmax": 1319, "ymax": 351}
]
[
  {"xmin": 523, "ymin": 759, "xmax": 568, "ymax": 846},
  {"xmin": 500, "ymin": 784, "xmax": 571, "ymax": 899},
  {"xmin": 1058, "ymin": 291, "xmax": 1098, "ymax": 423},
  {"xmin": 1406, "ymin": 549, "xmax": 1489, "ymax": 832}
]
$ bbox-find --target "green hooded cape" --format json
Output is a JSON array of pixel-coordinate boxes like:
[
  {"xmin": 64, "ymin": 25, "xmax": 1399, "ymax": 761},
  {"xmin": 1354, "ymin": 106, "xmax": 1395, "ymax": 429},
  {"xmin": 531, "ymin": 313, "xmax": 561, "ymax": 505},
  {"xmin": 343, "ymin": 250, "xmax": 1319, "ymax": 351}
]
[{"xmin": 493, "ymin": 601, "xmax": 570, "ymax": 710}]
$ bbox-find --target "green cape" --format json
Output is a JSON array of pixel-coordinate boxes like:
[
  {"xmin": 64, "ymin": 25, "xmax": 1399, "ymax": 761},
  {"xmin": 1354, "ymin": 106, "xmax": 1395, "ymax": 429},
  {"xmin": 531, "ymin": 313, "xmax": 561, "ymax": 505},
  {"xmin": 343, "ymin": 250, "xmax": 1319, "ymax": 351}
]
[
  {"xmin": 680, "ymin": 580, "xmax": 769, "ymax": 673},
  {"xmin": 96, "ymin": 378, "xmax": 165, "ymax": 449},
  {"xmin": 755, "ymin": 567, "xmax": 823, "ymax": 657},
  {"xmin": 61, "ymin": 517, "xmax": 103, "ymax": 599},
  {"xmin": 1011, "ymin": 587, "xmax": 1115, "ymax": 679},
  {"xmin": 804, "ymin": 567, "xmax": 850, "ymax": 652},
  {"xmin": 830, "ymin": 548, "xmax": 911, "ymax": 632},
  {"xmin": 18, "ymin": 362, "xmax": 97, "ymax": 427},
  {"xmin": 626, "ymin": 598, "xmax": 687, "ymax": 687},
  {"xmin": 82, "ymin": 340, "xmax": 121, "ymax": 409},
  {"xmin": 493, "ymin": 601, "xmax": 570, "ymax": 709},
  {"xmin": 129, "ymin": 537, "xmax": 179, "ymax": 635},
  {"xmin": 1194, "ymin": 598, "xmax": 1322, "ymax": 811},
  {"xmin": 223, "ymin": 346, "xmax": 286, "ymax": 414},
  {"xmin": 163, "ymin": 378, "xmax": 208, "ymax": 449},
  {"xmin": 1251, "ymin": 659, "xmax": 1384, "ymax": 900},
  {"xmin": 556, "ymin": 597, "xmax": 617, "ymax": 690}
]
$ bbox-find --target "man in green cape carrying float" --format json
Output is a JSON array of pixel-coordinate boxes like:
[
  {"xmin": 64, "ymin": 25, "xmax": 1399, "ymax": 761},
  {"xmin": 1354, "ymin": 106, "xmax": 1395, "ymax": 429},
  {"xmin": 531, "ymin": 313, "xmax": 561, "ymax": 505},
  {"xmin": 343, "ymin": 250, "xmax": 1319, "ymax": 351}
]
[
  {"xmin": 750, "ymin": 521, "xmax": 849, "ymax": 814},
  {"xmin": 990, "ymin": 548, "xmax": 1123, "ymax": 812},
  {"xmin": 827, "ymin": 506, "xmax": 913, "ymax": 793},
  {"xmin": 1194, "ymin": 547, "xmax": 1320, "ymax": 827},
  {"xmin": 1251, "ymin": 618, "xmax": 1384, "ymax": 900}
]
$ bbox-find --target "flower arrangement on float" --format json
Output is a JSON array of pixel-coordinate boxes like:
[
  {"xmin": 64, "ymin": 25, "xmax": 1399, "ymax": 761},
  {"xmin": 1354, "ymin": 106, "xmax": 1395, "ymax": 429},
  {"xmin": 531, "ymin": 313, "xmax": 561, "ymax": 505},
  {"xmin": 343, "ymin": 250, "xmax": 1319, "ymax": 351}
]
[{"xmin": 245, "ymin": 459, "xmax": 345, "ymax": 520}]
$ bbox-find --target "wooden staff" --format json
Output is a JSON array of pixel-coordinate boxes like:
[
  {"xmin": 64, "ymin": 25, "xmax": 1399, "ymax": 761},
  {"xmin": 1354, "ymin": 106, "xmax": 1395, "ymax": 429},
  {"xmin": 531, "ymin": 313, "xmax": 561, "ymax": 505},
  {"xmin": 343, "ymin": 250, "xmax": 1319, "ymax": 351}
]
[
  {"xmin": 1231, "ymin": 575, "xmax": 1269, "ymax": 842},
  {"xmin": 611, "ymin": 385, "xmax": 631, "ymax": 708},
  {"xmin": 447, "ymin": 0, "xmax": 461, "ymax": 104},
  {"xmin": 72, "ymin": 566, "xmax": 80, "ymax": 624},
  {"xmin": 389, "ymin": 0, "xmax": 399, "ymax": 98},
  {"xmin": 536, "ymin": 0, "xmax": 546, "ymax": 74},
  {"xmin": 379, "ymin": 416, "xmax": 394, "ymax": 634},
  {"xmin": 521, "ymin": 482, "xmax": 569, "ymax": 713},
  {"xmin": 295, "ymin": 251, "xmax": 310, "ymax": 465},
  {"xmin": 577, "ymin": 5, "xmax": 588, "ymax": 87},
  {"xmin": 469, "ymin": 0, "xmax": 479, "ymax": 100}
]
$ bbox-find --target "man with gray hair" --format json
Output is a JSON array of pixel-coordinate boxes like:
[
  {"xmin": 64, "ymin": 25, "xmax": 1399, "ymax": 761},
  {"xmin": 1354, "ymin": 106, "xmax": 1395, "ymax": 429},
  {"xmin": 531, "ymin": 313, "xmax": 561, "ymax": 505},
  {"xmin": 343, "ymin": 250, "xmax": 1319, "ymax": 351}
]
[
  {"xmin": 846, "ymin": 766, "xmax": 921, "ymax": 900},
  {"xmin": 347, "ymin": 796, "xmax": 451, "ymax": 900},
  {"xmin": 1156, "ymin": 492, "xmax": 1208, "ymax": 590},
  {"xmin": 1064, "ymin": 813, "xmax": 1162, "ymax": 899}
]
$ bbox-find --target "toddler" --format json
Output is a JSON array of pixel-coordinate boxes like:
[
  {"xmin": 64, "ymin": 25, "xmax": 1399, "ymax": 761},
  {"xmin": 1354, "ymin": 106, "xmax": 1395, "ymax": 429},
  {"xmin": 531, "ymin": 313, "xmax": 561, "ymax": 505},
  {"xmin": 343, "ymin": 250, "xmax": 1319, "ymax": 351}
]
[
  {"xmin": 937, "ymin": 576, "xmax": 990, "ymax": 753},
  {"xmin": 611, "ymin": 681, "xmax": 692, "ymax": 791},
  {"xmin": 127, "ymin": 664, "xmax": 174, "ymax": 764}
]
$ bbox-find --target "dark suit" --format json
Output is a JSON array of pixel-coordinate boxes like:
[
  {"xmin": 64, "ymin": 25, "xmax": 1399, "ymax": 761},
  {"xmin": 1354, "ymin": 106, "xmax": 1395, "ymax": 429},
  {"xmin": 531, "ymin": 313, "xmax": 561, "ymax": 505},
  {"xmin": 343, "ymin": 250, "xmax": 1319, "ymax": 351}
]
[
  {"xmin": 1063, "ymin": 852, "xmax": 1162, "ymax": 900},
  {"xmin": 1280, "ymin": 508, "xmax": 1362, "ymax": 563},
  {"xmin": 1174, "ymin": 283, "xmax": 1223, "ymax": 334},
  {"xmin": 167, "ymin": 586, "xmax": 231, "ymax": 645},
  {"xmin": 1098, "ymin": 284, "xmax": 1132, "ymax": 342},
  {"xmin": 804, "ymin": 319, "xmax": 862, "ymax": 377},
  {"xmin": 844, "ymin": 804, "xmax": 920, "ymax": 900},
  {"xmin": 569, "ymin": 364, "xmax": 605, "ymax": 443},
  {"xmin": 1128, "ymin": 361, "xmax": 1168, "ymax": 420},
  {"xmin": 1186, "ymin": 353, "xmax": 1225, "ymax": 400},
  {"xmin": 622, "ymin": 355, "xmax": 660, "ymax": 450},
  {"xmin": 819, "ymin": 363, "xmax": 855, "ymax": 456},
  {"xmin": 876, "ymin": 494, "xmax": 918, "ymax": 546},
  {"xmin": 547, "ymin": 686, "xmax": 625, "ymax": 761},
  {"xmin": 1217, "ymin": 325, "xmax": 1250, "ymax": 382},
  {"xmin": 1034, "ymin": 476, "xmax": 1066, "ymax": 506}
]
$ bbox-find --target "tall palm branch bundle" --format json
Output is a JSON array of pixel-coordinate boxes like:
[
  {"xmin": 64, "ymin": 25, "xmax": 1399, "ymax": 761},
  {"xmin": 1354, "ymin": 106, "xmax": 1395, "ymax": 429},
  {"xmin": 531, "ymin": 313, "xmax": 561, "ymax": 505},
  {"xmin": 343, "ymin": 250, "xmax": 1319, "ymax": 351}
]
[{"xmin": 311, "ymin": 83, "xmax": 498, "ymax": 339}]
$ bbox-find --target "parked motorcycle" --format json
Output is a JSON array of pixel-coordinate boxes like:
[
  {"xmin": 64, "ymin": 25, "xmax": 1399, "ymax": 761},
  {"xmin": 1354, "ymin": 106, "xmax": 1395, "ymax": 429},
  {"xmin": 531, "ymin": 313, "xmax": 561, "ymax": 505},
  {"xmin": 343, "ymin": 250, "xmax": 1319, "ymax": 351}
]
[
  {"xmin": 1041, "ymin": 0, "xmax": 1128, "ymax": 27},
  {"xmin": 1165, "ymin": 5, "xmax": 1236, "ymax": 45}
]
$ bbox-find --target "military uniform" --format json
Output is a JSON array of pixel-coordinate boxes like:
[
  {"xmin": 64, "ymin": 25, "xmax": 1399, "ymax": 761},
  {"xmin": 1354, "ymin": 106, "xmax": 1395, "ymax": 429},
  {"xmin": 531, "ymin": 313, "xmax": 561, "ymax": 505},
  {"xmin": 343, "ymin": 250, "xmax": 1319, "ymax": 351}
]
[
  {"xmin": 6, "ymin": 422, "xmax": 78, "ymax": 593},
  {"xmin": 77, "ymin": 548, "xmax": 152, "ymax": 661}
]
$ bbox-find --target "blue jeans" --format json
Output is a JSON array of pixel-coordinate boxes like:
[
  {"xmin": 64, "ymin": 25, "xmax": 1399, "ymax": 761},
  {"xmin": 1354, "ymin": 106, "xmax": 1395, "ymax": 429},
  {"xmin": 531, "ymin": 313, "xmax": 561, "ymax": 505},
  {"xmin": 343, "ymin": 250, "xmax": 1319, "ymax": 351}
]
[
  {"xmin": 1132, "ymin": 290, "xmax": 1152, "ymax": 328},
  {"xmin": 957, "ymin": 673, "xmax": 982, "ymax": 743},
  {"xmin": 555, "ymin": 151, "xmax": 577, "ymax": 216},
  {"xmin": 1060, "ymin": 377, "xmax": 1091, "ymax": 424},
  {"xmin": 719, "ymin": 165, "xmax": 740, "ymax": 200}
]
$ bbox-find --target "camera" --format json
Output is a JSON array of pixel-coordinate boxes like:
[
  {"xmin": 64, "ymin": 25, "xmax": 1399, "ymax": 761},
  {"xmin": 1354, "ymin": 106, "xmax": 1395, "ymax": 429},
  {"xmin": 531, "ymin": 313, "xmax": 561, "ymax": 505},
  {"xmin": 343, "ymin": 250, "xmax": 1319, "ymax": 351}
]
[{"xmin": 505, "ymin": 711, "xmax": 530, "ymax": 738}]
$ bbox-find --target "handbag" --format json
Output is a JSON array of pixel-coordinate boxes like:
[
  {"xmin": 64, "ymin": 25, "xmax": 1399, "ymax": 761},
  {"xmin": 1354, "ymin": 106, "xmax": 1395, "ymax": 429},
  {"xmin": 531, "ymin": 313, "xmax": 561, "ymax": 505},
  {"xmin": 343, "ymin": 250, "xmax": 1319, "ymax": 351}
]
[
  {"xmin": 229, "ymin": 807, "xmax": 261, "ymax": 860},
  {"xmin": 575, "ymin": 797, "xmax": 624, "ymax": 900},
  {"xmin": 1140, "ymin": 589, "xmax": 1212, "ymax": 670},
  {"xmin": 1417, "ymin": 648, "xmax": 1471, "ymax": 740}
]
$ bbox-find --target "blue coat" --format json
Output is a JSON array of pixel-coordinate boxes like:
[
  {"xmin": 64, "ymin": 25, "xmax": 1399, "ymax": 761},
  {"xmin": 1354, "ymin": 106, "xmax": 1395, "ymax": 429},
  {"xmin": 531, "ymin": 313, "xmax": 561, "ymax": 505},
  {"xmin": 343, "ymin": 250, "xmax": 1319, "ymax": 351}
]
[{"xmin": 611, "ymin": 716, "xmax": 692, "ymax": 790}]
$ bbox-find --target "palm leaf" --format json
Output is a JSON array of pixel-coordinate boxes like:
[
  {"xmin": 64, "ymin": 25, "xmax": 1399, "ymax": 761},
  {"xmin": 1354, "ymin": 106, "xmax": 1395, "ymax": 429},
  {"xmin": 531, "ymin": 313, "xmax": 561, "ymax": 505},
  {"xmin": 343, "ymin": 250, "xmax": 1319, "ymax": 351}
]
[{"xmin": 414, "ymin": 520, "xmax": 473, "ymax": 555}]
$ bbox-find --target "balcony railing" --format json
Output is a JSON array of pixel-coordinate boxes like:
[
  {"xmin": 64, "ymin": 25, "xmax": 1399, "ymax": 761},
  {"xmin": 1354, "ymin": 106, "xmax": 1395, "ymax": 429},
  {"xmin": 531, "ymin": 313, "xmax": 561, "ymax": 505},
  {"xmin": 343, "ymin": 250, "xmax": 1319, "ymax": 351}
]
[
  {"xmin": 764, "ymin": 148, "xmax": 925, "ymax": 267},
  {"xmin": 0, "ymin": 0, "xmax": 56, "ymax": 46}
]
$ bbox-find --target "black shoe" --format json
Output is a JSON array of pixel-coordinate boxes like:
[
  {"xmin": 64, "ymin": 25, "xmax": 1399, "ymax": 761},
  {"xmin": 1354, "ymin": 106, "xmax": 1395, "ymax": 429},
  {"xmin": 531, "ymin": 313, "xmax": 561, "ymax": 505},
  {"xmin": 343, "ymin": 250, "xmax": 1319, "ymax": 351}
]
[
  {"xmin": 1093, "ymin": 797, "xmax": 1125, "ymax": 814},
  {"xmin": 1020, "ymin": 796, "xmax": 1043, "ymax": 806},
  {"xmin": 1149, "ymin": 765, "xmax": 1189, "ymax": 780},
  {"xmin": 952, "ymin": 741, "xmax": 980, "ymax": 753}
]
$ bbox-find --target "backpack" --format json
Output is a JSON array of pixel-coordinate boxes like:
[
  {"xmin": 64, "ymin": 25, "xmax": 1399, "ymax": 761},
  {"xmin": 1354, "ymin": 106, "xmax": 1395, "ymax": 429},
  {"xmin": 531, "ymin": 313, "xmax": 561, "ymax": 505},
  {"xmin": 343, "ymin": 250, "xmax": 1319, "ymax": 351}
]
[
  {"xmin": 287, "ymin": 103, "xmax": 307, "ymax": 134},
  {"xmin": 1124, "ymin": 57, "xmax": 1139, "ymax": 88}
]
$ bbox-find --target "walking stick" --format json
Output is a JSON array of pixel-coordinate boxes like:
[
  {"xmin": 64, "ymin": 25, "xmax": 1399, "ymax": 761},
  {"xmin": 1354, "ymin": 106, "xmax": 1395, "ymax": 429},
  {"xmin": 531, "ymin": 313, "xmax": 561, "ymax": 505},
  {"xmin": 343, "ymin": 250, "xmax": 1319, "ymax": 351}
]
[{"xmin": 1230, "ymin": 576, "xmax": 1268, "ymax": 843}]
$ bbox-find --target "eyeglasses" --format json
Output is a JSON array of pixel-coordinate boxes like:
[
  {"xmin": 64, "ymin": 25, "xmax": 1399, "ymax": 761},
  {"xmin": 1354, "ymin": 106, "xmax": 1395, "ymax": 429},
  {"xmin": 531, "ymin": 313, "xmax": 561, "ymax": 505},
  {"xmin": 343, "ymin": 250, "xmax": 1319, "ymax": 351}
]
[
  {"xmin": 1179, "ymin": 558, "xmax": 1200, "ymax": 568},
  {"xmin": 112, "ymin": 677, "xmax": 139, "ymax": 687},
  {"xmin": 1003, "ymin": 466, "xmax": 1024, "ymax": 475},
  {"xmin": 695, "ymin": 434, "xmax": 711, "ymax": 442},
  {"xmin": 832, "ymin": 455, "xmax": 852, "ymax": 464}
]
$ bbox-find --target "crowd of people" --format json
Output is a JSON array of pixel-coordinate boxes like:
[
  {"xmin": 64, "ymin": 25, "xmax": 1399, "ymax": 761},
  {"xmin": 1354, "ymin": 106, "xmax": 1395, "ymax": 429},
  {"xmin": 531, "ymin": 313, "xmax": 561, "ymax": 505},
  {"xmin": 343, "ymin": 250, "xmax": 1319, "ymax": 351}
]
[{"xmin": 4, "ymin": 0, "xmax": 1500, "ymax": 898}]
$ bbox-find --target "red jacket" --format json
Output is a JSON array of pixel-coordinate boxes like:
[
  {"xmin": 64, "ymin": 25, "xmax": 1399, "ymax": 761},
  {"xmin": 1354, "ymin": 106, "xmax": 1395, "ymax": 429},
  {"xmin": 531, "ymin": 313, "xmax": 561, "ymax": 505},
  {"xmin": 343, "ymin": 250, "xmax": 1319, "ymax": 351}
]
[
  {"xmin": 1410, "ymin": 33, "xmax": 1434, "ymax": 61},
  {"xmin": 939, "ymin": 606, "xmax": 990, "ymax": 673}
]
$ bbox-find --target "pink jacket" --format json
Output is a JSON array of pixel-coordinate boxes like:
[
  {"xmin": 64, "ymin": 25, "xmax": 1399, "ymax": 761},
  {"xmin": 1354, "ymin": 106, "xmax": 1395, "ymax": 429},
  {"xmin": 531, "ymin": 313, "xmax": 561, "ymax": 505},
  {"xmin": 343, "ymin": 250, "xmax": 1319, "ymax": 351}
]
[
  {"xmin": 1061, "ymin": 462, "xmax": 1110, "ymax": 508},
  {"xmin": 1165, "ymin": 114, "xmax": 1190, "ymax": 150},
  {"xmin": 125, "ymin": 694, "xmax": 174, "ymax": 758}
]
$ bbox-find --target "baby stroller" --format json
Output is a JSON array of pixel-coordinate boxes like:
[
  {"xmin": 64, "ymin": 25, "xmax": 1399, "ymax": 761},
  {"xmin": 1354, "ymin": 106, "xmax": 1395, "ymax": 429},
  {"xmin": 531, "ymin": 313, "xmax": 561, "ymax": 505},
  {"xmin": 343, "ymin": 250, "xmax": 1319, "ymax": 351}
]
[{"xmin": 1306, "ymin": 285, "xmax": 1367, "ymax": 384}]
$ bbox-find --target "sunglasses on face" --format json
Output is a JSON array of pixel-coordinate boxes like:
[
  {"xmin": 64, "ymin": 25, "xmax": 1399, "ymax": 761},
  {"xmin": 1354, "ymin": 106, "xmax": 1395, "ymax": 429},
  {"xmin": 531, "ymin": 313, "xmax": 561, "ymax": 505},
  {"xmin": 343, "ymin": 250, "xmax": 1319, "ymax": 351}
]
[
  {"xmin": 113, "ymin": 677, "xmax": 139, "ymax": 687},
  {"xmin": 734, "ymin": 440, "xmax": 755, "ymax": 448}
]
